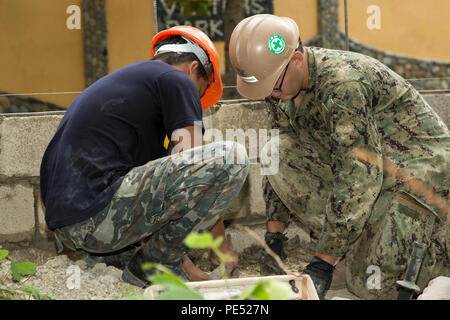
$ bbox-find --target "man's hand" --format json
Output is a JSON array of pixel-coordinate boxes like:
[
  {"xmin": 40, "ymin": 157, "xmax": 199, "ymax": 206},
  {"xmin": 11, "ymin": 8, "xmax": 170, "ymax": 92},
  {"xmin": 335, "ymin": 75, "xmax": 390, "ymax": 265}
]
[
  {"xmin": 181, "ymin": 254, "xmax": 209, "ymax": 281},
  {"xmin": 259, "ymin": 231, "xmax": 288, "ymax": 276},
  {"xmin": 302, "ymin": 256, "xmax": 335, "ymax": 299}
]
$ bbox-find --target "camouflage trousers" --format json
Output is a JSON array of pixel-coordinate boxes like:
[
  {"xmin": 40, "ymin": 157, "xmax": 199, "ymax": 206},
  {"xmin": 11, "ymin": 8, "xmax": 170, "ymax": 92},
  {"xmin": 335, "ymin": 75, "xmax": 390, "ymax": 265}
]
[
  {"xmin": 263, "ymin": 131, "xmax": 449, "ymax": 299},
  {"xmin": 54, "ymin": 141, "xmax": 249, "ymax": 265}
]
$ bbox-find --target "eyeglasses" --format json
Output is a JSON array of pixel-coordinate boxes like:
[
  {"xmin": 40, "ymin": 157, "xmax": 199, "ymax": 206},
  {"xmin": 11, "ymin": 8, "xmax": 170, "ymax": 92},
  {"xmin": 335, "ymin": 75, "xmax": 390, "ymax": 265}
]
[{"xmin": 273, "ymin": 62, "xmax": 290, "ymax": 93}]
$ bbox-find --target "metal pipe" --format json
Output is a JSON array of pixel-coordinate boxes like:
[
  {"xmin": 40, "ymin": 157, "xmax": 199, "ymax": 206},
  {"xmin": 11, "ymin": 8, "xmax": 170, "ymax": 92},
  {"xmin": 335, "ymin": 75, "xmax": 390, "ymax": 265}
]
[
  {"xmin": 418, "ymin": 89, "xmax": 450, "ymax": 94},
  {"xmin": 344, "ymin": 0, "xmax": 350, "ymax": 51},
  {"xmin": 153, "ymin": 0, "xmax": 159, "ymax": 33}
]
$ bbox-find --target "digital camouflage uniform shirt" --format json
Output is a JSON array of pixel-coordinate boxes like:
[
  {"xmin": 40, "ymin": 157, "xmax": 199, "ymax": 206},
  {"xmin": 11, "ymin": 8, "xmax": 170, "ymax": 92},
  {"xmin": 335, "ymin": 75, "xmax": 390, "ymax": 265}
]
[{"xmin": 264, "ymin": 46, "xmax": 449, "ymax": 299}]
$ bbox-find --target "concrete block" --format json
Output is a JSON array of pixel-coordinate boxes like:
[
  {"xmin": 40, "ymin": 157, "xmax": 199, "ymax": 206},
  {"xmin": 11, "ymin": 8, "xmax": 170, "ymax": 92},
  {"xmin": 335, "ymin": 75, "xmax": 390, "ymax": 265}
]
[
  {"xmin": 204, "ymin": 102, "xmax": 270, "ymax": 157},
  {"xmin": 224, "ymin": 164, "xmax": 266, "ymax": 223},
  {"xmin": 36, "ymin": 190, "xmax": 52, "ymax": 239},
  {"xmin": 0, "ymin": 115, "xmax": 63, "ymax": 177},
  {"xmin": 210, "ymin": 101, "xmax": 269, "ymax": 130},
  {"xmin": 0, "ymin": 183, "xmax": 35, "ymax": 242},
  {"xmin": 206, "ymin": 102, "xmax": 271, "ymax": 223},
  {"xmin": 202, "ymin": 111, "xmax": 214, "ymax": 131},
  {"xmin": 248, "ymin": 164, "xmax": 266, "ymax": 217},
  {"xmin": 423, "ymin": 94, "xmax": 450, "ymax": 128}
]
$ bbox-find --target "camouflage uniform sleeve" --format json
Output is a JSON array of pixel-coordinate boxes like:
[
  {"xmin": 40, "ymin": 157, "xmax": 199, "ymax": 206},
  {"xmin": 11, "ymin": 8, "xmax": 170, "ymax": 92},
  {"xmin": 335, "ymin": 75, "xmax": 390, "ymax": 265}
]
[
  {"xmin": 317, "ymin": 81, "xmax": 384, "ymax": 257},
  {"xmin": 262, "ymin": 97, "xmax": 296, "ymax": 225}
]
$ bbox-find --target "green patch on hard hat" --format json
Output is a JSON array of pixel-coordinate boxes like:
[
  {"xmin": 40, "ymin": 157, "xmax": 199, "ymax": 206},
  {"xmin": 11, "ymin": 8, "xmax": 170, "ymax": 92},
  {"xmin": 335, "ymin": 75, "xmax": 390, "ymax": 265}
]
[{"xmin": 268, "ymin": 35, "xmax": 286, "ymax": 55}]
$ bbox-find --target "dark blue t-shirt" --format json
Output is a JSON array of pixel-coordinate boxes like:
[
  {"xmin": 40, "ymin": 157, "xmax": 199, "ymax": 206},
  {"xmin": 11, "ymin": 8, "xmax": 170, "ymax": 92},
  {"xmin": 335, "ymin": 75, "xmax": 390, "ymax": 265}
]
[{"xmin": 40, "ymin": 60, "xmax": 204, "ymax": 230}]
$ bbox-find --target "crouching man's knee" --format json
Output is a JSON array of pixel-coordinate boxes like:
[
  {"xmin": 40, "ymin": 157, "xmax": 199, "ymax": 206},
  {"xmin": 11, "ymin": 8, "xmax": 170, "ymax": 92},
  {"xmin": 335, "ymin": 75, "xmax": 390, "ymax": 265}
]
[{"xmin": 204, "ymin": 140, "xmax": 249, "ymax": 177}]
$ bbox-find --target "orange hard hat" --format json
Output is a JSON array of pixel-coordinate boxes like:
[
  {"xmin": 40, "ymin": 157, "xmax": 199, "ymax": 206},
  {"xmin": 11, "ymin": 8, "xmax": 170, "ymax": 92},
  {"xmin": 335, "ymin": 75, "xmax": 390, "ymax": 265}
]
[{"xmin": 151, "ymin": 26, "xmax": 223, "ymax": 109}]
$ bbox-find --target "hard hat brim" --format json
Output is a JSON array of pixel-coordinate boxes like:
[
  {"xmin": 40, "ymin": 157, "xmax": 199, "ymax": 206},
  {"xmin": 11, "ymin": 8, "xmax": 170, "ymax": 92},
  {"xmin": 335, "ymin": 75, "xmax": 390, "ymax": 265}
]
[{"xmin": 236, "ymin": 66, "xmax": 285, "ymax": 100}]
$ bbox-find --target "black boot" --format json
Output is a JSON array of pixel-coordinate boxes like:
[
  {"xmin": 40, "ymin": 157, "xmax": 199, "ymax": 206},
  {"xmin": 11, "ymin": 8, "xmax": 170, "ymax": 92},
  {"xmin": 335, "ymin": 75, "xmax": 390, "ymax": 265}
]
[
  {"xmin": 85, "ymin": 243, "xmax": 140, "ymax": 270},
  {"xmin": 121, "ymin": 250, "xmax": 154, "ymax": 288},
  {"xmin": 121, "ymin": 250, "xmax": 190, "ymax": 288},
  {"xmin": 259, "ymin": 232, "xmax": 288, "ymax": 276}
]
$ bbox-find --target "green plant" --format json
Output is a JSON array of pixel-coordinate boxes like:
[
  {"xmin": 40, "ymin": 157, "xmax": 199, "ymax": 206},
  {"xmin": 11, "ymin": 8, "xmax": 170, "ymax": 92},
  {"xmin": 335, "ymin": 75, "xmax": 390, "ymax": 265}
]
[
  {"xmin": 239, "ymin": 279, "xmax": 289, "ymax": 300},
  {"xmin": 114, "ymin": 286, "xmax": 147, "ymax": 300},
  {"xmin": 184, "ymin": 232, "xmax": 236, "ymax": 279},
  {"xmin": 0, "ymin": 249, "xmax": 8, "ymax": 261},
  {"xmin": 167, "ymin": 0, "xmax": 213, "ymax": 17},
  {"xmin": 143, "ymin": 263, "xmax": 204, "ymax": 300},
  {"xmin": 10, "ymin": 260, "xmax": 37, "ymax": 282},
  {"xmin": 0, "ymin": 246, "xmax": 52, "ymax": 300}
]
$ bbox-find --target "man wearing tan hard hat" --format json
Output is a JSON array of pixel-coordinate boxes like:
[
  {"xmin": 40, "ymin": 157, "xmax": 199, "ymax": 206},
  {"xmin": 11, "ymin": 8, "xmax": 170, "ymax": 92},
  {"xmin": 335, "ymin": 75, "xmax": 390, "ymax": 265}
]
[{"xmin": 229, "ymin": 14, "xmax": 449, "ymax": 300}]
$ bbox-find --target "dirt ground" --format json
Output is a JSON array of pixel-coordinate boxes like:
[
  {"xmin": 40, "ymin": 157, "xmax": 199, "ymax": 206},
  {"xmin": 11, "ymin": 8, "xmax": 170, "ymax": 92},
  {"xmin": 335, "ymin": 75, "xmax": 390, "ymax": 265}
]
[
  {"xmin": 0, "ymin": 235, "xmax": 357, "ymax": 300},
  {"xmin": 189, "ymin": 234, "xmax": 314, "ymax": 276}
]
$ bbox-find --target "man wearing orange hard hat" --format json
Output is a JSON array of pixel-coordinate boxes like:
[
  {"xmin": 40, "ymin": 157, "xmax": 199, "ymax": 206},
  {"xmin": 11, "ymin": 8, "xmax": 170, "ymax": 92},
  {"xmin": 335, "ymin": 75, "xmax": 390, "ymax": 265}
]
[
  {"xmin": 40, "ymin": 26, "xmax": 248, "ymax": 287},
  {"xmin": 229, "ymin": 14, "xmax": 449, "ymax": 300}
]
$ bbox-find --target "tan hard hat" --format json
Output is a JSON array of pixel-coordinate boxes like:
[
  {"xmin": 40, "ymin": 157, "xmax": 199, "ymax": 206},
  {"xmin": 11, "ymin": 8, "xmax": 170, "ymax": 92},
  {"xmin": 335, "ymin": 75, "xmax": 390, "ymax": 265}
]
[{"xmin": 229, "ymin": 14, "xmax": 299, "ymax": 100}]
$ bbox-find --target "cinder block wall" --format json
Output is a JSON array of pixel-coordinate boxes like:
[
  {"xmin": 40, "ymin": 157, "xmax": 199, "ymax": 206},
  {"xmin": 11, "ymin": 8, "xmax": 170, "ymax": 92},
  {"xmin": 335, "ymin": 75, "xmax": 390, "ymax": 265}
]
[
  {"xmin": 0, "ymin": 112, "xmax": 64, "ymax": 242},
  {"xmin": 0, "ymin": 95, "xmax": 448, "ymax": 245}
]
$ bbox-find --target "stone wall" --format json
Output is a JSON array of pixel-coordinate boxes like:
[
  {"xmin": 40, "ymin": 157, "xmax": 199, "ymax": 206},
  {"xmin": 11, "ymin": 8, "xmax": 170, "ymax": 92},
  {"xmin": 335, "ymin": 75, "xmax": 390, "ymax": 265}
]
[
  {"xmin": 0, "ymin": 94, "xmax": 65, "ymax": 114},
  {"xmin": 81, "ymin": 0, "xmax": 109, "ymax": 87},
  {"xmin": 0, "ymin": 112, "xmax": 64, "ymax": 243},
  {"xmin": 0, "ymin": 96, "xmax": 448, "ymax": 245},
  {"xmin": 309, "ymin": 0, "xmax": 450, "ymax": 90}
]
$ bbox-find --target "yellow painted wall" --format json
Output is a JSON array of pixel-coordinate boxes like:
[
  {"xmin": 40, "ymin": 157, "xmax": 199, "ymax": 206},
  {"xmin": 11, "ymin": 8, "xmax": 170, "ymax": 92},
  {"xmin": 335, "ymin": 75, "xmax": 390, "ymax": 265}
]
[
  {"xmin": 0, "ymin": 0, "xmax": 84, "ymax": 107},
  {"xmin": 215, "ymin": 42, "xmax": 226, "ymax": 73},
  {"xmin": 1, "ymin": 0, "xmax": 448, "ymax": 109},
  {"xmin": 274, "ymin": 0, "xmax": 319, "ymax": 43},
  {"xmin": 338, "ymin": 0, "xmax": 450, "ymax": 61},
  {"xmin": 106, "ymin": 0, "xmax": 155, "ymax": 73}
]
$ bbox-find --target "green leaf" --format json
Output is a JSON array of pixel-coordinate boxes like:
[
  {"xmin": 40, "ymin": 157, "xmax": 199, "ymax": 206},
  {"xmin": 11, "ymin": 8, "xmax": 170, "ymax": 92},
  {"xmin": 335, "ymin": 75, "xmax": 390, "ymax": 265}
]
[
  {"xmin": 212, "ymin": 236, "xmax": 224, "ymax": 249},
  {"xmin": 183, "ymin": 232, "xmax": 215, "ymax": 249},
  {"xmin": 14, "ymin": 286, "xmax": 52, "ymax": 300},
  {"xmin": 212, "ymin": 249, "xmax": 235, "ymax": 264},
  {"xmin": 196, "ymin": 1, "xmax": 212, "ymax": 17},
  {"xmin": 0, "ymin": 249, "xmax": 8, "ymax": 261},
  {"xmin": 144, "ymin": 263, "xmax": 189, "ymax": 289},
  {"xmin": 143, "ymin": 263, "xmax": 204, "ymax": 300},
  {"xmin": 156, "ymin": 285, "xmax": 204, "ymax": 300},
  {"xmin": 169, "ymin": 0, "xmax": 213, "ymax": 17},
  {"xmin": 263, "ymin": 281, "xmax": 290, "ymax": 300},
  {"xmin": 239, "ymin": 280, "xmax": 290, "ymax": 300},
  {"xmin": 0, "ymin": 288, "xmax": 16, "ymax": 300},
  {"xmin": 10, "ymin": 260, "xmax": 21, "ymax": 282},
  {"xmin": 16, "ymin": 262, "xmax": 37, "ymax": 275},
  {"xmin": 245, "ymin": 282, "xmax": 269, "ymax": 300},
  {"xmin": 10, "ymin": 261, "xmax": 37, "ymax": 282}
]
